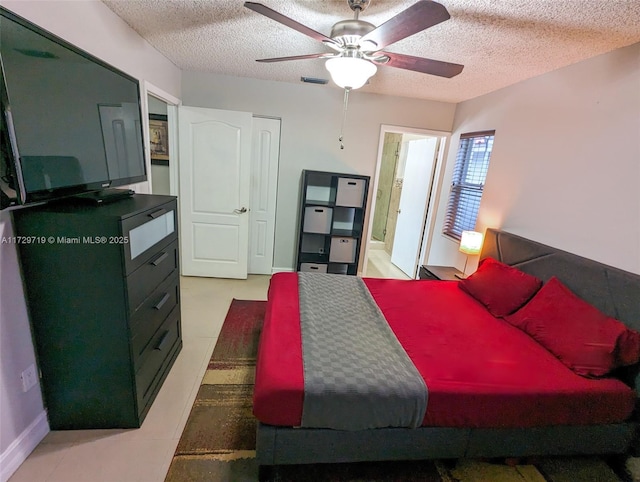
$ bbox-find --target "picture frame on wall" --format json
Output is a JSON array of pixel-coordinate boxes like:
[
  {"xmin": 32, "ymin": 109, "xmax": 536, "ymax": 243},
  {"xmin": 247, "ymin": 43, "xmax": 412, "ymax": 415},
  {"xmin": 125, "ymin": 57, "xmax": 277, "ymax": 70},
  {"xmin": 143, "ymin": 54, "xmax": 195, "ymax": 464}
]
[{"xmin": 149, "ymin": 114, "xmax": 169, "ymax": 165}]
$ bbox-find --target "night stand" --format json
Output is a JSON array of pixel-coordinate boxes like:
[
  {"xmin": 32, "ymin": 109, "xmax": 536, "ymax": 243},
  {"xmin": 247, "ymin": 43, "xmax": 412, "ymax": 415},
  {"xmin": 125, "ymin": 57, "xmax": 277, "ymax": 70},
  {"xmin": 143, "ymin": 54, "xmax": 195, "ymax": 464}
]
[{"xmin": 419, "ymin": 265, "xmax": 465, "ymax": 281}]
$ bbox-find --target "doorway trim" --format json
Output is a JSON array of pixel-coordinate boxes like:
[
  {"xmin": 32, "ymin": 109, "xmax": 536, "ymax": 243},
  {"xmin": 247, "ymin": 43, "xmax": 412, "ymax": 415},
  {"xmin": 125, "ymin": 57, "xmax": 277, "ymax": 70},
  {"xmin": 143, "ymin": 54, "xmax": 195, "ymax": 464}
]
[
  {"xmin": 141, "ymin": 81, "xmax": 181, "ymax": 196},
  {"xmin": 362, "ymin": 124, "xmax": 451, "ymax": 278}
]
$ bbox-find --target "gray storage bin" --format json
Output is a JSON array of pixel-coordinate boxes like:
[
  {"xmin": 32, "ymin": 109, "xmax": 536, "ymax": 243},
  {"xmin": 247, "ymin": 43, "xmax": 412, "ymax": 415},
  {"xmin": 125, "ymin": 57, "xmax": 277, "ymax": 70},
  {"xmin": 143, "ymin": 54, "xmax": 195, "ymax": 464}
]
[
  {"xmin": 300, "ymin": 263, "xmax": 328, "ymax": 273},
  {"xmin": 303, "ymin": 206, "xmax": 332, "ymax": 234},
  {"xmin": 336, "ymin": 178, "xmax": 365, "ymax": 207},
  {"xmin": 329, "ymin": 237, "xmax": 357, "ymax": 263}
]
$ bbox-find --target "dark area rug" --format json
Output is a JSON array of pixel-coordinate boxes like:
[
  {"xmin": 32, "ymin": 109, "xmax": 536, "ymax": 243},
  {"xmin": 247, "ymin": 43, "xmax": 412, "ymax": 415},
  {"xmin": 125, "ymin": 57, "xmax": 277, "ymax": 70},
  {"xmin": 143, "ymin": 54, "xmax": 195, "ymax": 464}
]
[{"xmin": 165, "ymin": 299, "xmax": 626, "ymax": 482}]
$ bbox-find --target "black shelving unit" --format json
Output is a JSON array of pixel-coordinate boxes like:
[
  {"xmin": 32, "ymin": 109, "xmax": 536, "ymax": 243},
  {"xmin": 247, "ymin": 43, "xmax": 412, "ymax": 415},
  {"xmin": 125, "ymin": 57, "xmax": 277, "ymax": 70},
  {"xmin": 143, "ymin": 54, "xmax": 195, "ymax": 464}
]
[{"xmin": 296, "ymin": 170, "xmax": 370, "ymax": 276}]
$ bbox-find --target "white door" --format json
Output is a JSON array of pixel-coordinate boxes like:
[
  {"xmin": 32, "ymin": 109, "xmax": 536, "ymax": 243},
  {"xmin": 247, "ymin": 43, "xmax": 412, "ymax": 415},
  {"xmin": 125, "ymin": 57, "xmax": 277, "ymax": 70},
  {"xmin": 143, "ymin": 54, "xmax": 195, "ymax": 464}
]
[
  {"xmin": 178, "ymin": 106, "xmax": 252, "ymax": 278},
  {"xmin": 391, "ymin": 137, "xmax": 438, "ymax": 277},
  {"xmin": 248, "ymin": 117, "xmax": 280, "ymax": 275}
]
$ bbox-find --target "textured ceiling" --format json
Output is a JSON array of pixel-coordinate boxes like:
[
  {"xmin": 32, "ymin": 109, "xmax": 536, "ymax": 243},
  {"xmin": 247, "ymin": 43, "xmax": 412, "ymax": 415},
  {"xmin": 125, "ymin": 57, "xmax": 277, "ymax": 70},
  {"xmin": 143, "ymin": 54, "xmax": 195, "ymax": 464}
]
[{"xmin": 102, "ymin": 0, "xmax": 640, "ymax": 103}]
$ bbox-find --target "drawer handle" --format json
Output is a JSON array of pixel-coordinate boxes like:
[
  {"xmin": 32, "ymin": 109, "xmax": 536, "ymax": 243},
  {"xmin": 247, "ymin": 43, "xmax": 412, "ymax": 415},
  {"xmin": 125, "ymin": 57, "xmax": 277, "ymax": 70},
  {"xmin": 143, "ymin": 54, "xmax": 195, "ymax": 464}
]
[
  {"xmin": 347, "ymin": 181, "xmax": 357, "ymax": 185},
  {"xmin": 151, "ymin": 251, "xmax": 169, "ymax": 266},
  {"xmin": 155, "ymin": 330, "xmax": 170, "ymax": 351},
  {"xmin": 148, "ymin": 208, "xmax": 167, "ymax": 219},
  {"xmin": 154, "ymin": 293, "xmax": 170, "ymax": 310},
  {"xmin": 310, "ymin": 266, "xmax": 319, "ymax": 270},
  {"xmin": 314, "ymin": 209, "xmax": 324, "ymax": 213}
]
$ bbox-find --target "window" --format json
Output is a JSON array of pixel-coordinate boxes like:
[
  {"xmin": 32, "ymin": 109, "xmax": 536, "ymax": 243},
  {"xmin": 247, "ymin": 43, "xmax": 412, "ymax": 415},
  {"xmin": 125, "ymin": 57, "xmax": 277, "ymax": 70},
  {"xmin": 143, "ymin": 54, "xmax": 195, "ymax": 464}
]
[{"xmin": 443, "ymin": 131, "xmax": 495, "ymax": 240}]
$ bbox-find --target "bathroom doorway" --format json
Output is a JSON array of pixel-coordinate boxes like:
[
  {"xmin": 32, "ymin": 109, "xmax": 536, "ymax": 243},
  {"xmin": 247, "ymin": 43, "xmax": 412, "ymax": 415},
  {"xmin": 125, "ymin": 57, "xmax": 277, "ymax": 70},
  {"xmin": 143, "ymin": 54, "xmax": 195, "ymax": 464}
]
[{"xmin": 364, "ymin": 126, "xmax": 449, "ymax": 279}]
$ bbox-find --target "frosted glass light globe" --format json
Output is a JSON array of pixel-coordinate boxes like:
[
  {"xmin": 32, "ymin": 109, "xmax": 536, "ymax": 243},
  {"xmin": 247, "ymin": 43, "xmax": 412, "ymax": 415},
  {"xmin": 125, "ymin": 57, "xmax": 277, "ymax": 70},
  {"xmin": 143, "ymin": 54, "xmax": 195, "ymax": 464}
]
[{"xmin": 325, "ymin": 57, "xmax": 377, "ymax": 89}]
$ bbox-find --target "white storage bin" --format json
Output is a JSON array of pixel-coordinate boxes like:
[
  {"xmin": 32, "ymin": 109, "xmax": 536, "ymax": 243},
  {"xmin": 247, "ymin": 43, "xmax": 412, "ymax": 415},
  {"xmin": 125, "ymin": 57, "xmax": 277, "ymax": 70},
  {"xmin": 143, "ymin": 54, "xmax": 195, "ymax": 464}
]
[
  {"xmin": 336, "ymin": 178, "xmax": 365, "ymax": 207},
  {"xmin": 303, "ymin": 206, "xmax": 333, "ymax": 234},
  {"xmin": 300, "ymin": 263, "xmax": 328, "ymax": 273},
  {"xmin": 329, "ymin": 237, "xmax": 357, "ymax": 263}
]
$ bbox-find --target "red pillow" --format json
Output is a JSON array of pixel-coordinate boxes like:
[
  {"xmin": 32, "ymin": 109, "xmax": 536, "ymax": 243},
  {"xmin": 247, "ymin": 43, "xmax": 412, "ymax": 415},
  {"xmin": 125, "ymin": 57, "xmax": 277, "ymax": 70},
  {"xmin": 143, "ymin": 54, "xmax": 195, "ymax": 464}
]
[
  {"xmin": 505, "ymin": 277, "xmax": 640, "ymax": 377},
  {"xmin": 458, "ymin": 257, "xmax": 542, "ymax": 317}
]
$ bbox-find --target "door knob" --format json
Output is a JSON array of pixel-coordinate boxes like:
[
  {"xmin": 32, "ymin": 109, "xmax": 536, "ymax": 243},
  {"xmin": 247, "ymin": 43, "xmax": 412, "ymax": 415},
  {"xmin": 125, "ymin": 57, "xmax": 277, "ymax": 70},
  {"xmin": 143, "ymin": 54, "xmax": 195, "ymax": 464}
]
[{"xmin": 234, "ymin": 207, "xmax": 248, "ymax": 214}]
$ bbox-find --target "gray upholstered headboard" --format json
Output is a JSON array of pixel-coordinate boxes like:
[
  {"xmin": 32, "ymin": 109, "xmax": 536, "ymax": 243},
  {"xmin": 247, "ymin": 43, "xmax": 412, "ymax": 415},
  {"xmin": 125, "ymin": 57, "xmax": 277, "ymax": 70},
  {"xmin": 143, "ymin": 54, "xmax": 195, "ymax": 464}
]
[{"xmin": 481, "ymin": 229, "xmax": 640, "ymax": 331}]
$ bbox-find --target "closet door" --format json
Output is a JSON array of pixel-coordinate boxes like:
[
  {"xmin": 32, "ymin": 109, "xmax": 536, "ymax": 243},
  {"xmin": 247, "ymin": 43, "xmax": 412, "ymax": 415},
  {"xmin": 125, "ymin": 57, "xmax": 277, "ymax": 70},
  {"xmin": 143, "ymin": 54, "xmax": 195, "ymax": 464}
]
[{"xmin": 248, "ymin": 117, "xmax": 280, "ymax": 275}]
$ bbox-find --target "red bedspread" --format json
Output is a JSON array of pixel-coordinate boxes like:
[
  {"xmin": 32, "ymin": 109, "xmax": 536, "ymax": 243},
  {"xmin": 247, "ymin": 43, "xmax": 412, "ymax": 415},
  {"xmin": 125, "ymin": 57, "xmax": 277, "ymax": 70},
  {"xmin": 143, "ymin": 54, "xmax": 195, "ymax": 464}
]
[{"xmin": 253, "ymin": 272, "xmax": 636, "ymax": 428}]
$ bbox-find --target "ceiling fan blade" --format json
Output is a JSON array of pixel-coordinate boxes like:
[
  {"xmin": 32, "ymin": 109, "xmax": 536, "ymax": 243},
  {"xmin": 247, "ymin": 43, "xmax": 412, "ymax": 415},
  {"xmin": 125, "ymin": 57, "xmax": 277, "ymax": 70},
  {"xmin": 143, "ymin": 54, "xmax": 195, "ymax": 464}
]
[
  {"xmin": 256, "ymin": 53, "xmax": 336, "ymax": 63},
  {"xmin": 244, "ymin": 2, "xmax": 338, "ymax": 47},
  {"xmin": 360, "ymin": 0, "xmax": 450, "ymax": 51},
  {"xmin": 376, "ymin": 52, "xmax": 463, "ymax": 78}
]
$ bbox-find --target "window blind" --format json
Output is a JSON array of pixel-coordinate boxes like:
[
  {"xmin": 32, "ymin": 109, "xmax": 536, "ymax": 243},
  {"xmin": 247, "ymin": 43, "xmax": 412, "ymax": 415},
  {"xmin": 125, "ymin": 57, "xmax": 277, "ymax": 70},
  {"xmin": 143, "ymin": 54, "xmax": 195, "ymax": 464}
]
[{"xmin": 443, "ymin": 131, "xmax": 495, "ymax": 240}]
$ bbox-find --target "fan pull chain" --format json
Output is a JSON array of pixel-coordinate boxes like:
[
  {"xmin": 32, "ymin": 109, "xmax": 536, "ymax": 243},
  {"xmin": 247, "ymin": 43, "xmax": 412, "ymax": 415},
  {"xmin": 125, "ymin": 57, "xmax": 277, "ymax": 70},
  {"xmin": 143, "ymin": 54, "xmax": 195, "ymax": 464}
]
[{"xmin": 339, "ymin": 87, "xmax": 351, "ymax": 150}]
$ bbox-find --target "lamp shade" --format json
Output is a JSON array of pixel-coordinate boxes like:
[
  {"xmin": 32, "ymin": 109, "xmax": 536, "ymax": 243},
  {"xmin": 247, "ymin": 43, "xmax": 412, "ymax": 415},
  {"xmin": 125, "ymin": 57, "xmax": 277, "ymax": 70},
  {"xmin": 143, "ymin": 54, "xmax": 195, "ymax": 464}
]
[
  {"xmin": 459, "ymin": 230, "xmax": 483, "ymax": 255},
  {"xmin": 325, "ymin": 57, "xmax": 377, "ymax": 89}
]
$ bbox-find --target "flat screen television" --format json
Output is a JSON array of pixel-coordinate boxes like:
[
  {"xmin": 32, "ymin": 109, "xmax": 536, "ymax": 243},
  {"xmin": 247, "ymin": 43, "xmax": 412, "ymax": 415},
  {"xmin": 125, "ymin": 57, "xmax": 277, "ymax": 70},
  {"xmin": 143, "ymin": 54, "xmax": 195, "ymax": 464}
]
[{"xmin": 0, "ymin": 7, "xmax": 147, "ymax": 209}]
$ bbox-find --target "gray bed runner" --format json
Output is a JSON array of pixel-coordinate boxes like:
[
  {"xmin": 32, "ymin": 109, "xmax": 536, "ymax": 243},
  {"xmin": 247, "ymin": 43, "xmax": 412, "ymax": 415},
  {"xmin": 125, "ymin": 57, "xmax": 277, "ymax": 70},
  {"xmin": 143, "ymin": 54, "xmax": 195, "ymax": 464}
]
[{"xmin": 298, "ymin": 272, "xmax": 428, "ymax": 431}]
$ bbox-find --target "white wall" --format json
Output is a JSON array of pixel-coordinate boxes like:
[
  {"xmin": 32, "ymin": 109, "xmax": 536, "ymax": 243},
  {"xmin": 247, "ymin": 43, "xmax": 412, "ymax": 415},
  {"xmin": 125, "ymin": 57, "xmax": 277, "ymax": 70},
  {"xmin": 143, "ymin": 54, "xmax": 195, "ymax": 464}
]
[
  {"xmin": 0, "ymin": 2, "xmax": 181, "ymax": 480},
  {"xmin": 181, "ymin": 72, "xmax": 457, "ymax": 270},
  {"xmin": 428, "ymin": 42, "xmax": 640, "ymax": 275}
]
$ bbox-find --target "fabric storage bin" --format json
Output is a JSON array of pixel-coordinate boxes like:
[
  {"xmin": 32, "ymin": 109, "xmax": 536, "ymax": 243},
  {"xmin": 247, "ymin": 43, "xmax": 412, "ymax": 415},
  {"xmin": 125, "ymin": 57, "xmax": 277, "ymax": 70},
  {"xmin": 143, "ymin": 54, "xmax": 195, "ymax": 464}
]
[
  {"xmin": 336, "ymin": 178, "xmax": 365, "ymax": 207},
  {"xmin": 329, "ymin": 237, "xmax": 357, "ymax": 263},
  {"xmin": 300, "ymin": 263, "xmax": 328, "ymax": 273},
  {"xmin": 303, "ymin": 206, "xmax": 332, "ymax": 234}
]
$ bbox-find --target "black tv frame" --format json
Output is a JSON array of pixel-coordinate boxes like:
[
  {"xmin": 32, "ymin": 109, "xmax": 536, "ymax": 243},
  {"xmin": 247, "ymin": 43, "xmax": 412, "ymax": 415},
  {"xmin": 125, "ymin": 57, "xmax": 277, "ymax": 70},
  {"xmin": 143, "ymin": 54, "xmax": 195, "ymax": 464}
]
[{"xmin": 0, "ymin": 6, "xmax": 148, "ymax": 208}]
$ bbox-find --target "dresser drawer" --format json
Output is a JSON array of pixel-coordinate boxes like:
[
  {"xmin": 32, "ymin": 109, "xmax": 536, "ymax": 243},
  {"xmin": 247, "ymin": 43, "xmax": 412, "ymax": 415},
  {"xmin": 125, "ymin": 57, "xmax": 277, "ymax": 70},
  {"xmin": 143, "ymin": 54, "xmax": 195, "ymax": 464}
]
[
  {"xmin": 134, "ymin": 308, "xmax": 181, "ymax": 412},
  {"xmin": 121, "ymin": 199, "xmax": 178, "ymax": 276},
  {"xmin": 131, "ymin": 274, "xmax": 179, "ymax": 365},
  {"xmin": 127, "ymin": 241, "xmax": 179, "ymax": 313}
]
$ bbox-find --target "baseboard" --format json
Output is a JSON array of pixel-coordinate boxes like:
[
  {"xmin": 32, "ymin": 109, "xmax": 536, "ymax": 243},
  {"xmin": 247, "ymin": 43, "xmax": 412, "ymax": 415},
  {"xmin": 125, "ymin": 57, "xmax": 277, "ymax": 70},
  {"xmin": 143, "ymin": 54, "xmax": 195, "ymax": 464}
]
[
  {"xmin": 271, "ymin": 267, "xmax": 294, "ymax": 274},
  {"xmin": 0, "ymin": 410, "xmax": 49, "ymax": 482}
]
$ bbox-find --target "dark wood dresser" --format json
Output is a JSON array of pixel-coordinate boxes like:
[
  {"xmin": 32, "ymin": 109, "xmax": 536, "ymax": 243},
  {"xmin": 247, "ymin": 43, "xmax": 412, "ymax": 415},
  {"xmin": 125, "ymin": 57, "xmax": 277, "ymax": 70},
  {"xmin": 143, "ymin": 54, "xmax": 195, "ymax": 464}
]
[{"xmin": 12, "ymin": 194, "xmax": 181, "ymax": 429}]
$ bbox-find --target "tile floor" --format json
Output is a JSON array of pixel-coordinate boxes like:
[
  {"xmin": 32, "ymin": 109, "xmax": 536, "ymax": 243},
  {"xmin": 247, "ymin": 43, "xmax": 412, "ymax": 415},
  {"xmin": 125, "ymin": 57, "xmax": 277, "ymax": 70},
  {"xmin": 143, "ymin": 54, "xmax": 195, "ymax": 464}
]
[
  {"xmin": 9, "ymin": 275, "xmax": 271, "ymax": 482},
  {"xmin": 9, "ymin": 258, "xmax": 407, "ymax": 482},
  {"xmin": 365, "ymin": 248, "xmax": 412, "ymax": 280}
]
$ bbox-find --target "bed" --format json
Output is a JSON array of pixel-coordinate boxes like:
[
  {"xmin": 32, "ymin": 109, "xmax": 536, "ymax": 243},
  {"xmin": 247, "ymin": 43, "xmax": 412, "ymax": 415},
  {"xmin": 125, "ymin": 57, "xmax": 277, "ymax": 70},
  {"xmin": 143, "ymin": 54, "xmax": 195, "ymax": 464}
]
[{"xmin": 253, "ymin": 228, "xmax": 640, "ymax": 474}]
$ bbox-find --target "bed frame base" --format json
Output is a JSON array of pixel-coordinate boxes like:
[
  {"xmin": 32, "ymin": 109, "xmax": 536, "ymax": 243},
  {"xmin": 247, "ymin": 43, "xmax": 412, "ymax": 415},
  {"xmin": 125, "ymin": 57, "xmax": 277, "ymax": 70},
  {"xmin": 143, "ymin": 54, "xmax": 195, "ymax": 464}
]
[
  {"xmin": 256, "ymin": 229, "xmax": 640, "ymax": 471},
  {"xmin": 256, "ymin": 422, "xmax": 637, "ymax": 467}
]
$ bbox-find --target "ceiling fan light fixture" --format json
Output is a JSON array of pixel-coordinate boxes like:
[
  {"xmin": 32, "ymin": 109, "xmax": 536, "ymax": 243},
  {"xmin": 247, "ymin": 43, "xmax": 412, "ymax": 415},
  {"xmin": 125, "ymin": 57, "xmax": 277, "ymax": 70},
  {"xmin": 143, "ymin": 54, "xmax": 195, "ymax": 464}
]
[{"xmin": 325, "ymin": 56, "xmax": 377, "ymax": 89}]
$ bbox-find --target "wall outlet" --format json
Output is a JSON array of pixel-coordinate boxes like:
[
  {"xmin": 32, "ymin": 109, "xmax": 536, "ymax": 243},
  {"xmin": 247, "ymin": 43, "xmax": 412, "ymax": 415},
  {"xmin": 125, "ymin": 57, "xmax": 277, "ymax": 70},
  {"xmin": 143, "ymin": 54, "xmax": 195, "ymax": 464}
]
[{"xmin": 21, "ymin": 364, "xmax": 38, "ymax": 392}]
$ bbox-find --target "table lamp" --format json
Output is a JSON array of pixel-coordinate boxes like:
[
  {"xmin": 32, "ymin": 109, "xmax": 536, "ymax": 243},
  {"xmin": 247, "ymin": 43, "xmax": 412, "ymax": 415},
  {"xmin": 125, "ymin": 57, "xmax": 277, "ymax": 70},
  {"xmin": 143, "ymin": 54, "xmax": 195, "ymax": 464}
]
[{"xmin": 458, "ymin": 230, "xmax": 484, "ymax": 277}]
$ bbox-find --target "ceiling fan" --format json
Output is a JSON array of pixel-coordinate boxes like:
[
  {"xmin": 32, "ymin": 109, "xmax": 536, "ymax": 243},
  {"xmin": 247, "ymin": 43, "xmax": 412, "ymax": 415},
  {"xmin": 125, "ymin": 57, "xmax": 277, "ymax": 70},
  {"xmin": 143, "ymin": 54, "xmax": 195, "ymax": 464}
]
[{"xmin": 244, "ymin": 0, "xmax": 464, "ymax": 90}]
